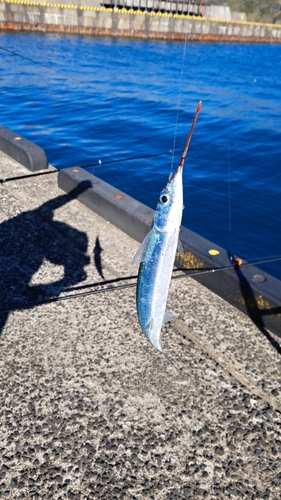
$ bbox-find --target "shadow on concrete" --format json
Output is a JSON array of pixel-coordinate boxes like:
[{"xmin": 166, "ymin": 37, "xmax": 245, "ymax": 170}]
[
  {"xmin": 93, "ymin": 236, "xmax": 105, "ymax": 280},
  {"xmin": 0, "ymin": 181, "xmax": 91, "ymax": 334},
  {"xmin": 232, "ymin": 259, "xmax": 281, "ymax": 355}
]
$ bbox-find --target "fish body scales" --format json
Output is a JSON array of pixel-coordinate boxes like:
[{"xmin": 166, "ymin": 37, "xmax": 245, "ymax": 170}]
[
  {"xmin": 134, "ymin": 164, "xmax": 183, "ymax": 352},
  {"xmin": 133, "ymin": 101, "xmax": 202, "ymax": 358},
  {"xmin": 136, "ymin": 227, "xmax": 179, "ymax": 351}
]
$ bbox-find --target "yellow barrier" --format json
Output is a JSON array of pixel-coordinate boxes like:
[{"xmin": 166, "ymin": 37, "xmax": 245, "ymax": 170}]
[{"xmin": 2, "ymin": 0, "xmax": 281, "ymax": 28}]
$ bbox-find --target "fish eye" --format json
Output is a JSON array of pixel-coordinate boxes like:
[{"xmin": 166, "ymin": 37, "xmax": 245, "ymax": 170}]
[{"xmin": 161, "ymin": 194, "xmax": 169, "ymax": 204}]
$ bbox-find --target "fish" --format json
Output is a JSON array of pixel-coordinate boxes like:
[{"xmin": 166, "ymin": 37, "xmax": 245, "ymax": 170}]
[{"xmin": 133, "ymin": 101, "xmax": 202, "ymax": 367}]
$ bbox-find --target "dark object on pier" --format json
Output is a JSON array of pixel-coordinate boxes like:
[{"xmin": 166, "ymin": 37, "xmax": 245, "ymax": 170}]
[{"xmin": 0, "ymin": 125, "xmax": 48, "ymax": 172}]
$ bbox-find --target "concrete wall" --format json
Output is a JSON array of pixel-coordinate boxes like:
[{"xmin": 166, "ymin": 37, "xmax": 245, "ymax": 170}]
[
  {"xmin": 0, "ymin": 2, "xmax": 281, "ymax": 42},
  {"xmin": 203, "ymin": 5, "xmax": 231, "ymax": 21},
  {"xmin": 231, "ymin": 11, "xmax": 247, "ymax": 22}
]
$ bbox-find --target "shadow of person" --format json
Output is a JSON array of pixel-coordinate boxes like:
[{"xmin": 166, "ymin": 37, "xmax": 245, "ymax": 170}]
[
  {"xmin": 0, "ymin": 181, "xmax": 91, "ymax": 334},
  {"xmin": 232, "ymin": 258, "xmax": 281, "ymax": 355}
]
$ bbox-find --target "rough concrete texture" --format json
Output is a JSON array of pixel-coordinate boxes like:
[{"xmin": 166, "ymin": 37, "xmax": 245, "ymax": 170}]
[{"xmin": 0, "ymin": 150, "xmax": 281, "ymax": 499}]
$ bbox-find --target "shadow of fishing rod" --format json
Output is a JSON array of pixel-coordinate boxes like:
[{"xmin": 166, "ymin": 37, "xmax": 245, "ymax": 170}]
[
  {"xmin": 1, "ymin": 257, "xmax": 281, "ymax": 355},
  {"xmin": 229, "ymin": 254, "xmax": 281, "ymax": 355}
]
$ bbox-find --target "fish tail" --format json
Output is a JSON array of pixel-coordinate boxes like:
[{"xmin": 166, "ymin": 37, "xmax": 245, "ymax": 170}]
[{"xmin": 162, "ymin": 350, "xmax": 181, "ymax": 374}]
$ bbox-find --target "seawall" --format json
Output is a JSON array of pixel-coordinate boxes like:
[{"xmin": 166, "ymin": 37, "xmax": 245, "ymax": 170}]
[{"xmin": 1, "ymin": 0, "xmax": 281, "ymax": 42}]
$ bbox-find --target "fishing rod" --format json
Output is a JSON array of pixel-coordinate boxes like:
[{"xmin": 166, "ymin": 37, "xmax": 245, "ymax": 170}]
[
  {"xmin": 1, "ymin": 255, "xmax": 281, "ymax": 316},
  {"xmin": 0, "ymin": 142, "xmax": 236, "ymax": 185},
  {"xmin": 0, "ymin": 279, "xmax": 137, "ymax": 315},
  {"xmin": 0, "ymin": 151, "xmax": 172, "ymax": 184},
  {"xmin": 0, "ymin": 170, "xmax": 56, "ymax": 184}
]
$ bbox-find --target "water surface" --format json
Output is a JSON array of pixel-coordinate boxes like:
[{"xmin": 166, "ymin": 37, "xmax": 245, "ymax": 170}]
[{"xmin": 1, "ymin": 33, "xmax": 281, "ymax": 278}]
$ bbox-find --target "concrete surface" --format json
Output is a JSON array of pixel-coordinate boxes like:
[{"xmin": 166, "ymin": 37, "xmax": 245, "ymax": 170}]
[{"xmin": 0, "ymin": 150, "xmax": 281, "ymax": 499}]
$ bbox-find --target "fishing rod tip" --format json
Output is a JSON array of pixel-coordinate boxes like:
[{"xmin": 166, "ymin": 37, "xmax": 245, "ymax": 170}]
[
  {"xmin": 230, "ymin": 256, "xmax": 243, "ymax": 268},
  {"xmin": 234, "ymin": 258, "xmax": 243, "ymax": 267}
]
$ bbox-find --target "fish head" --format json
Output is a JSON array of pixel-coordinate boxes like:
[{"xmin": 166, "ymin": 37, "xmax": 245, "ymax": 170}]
[
  {"xmin": 153, "ymin": 102, "xmax": 202, "ymax": 233},
  {"xmin": 154, "ymin": 165, "xmax": 183, "ymax": 232}
]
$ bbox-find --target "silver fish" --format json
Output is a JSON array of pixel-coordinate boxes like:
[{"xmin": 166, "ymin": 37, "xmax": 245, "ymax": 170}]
[{"xmin": 133, "ymin": 102, "xmax": 202, "ymax": 366}]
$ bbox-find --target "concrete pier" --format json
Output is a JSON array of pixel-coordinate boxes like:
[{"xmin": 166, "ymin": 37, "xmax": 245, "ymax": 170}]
[
  {"xmin": 0, "ymin": 149, "xmax": 281, "ymax": 498},
  {"xmin": 0, "ymin": 0, "xmax": 281, "ymax": 42}
]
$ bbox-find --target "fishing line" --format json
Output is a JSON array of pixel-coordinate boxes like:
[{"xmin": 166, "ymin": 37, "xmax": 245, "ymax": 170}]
[
  {"xmin": 227, "ymin": 126, "xmax": 233, "ymax": 254},
  {"xmin": 174, "ymin": 255, "xmax": 281, "ymax": 278},
  {"xmin": 0, "ymin": 141, "xmax": 261, "ymax": 185},
  {"xmin": 170, "ymin": 26, "xmax": 188, "ymax": 172},
  {"xmin": 2, "ymin": 255, "xmax": 281, "ymax": 316},
  {"xmin": 221, "ymin": 6, "xmax": 233, "ymax": 258},
  {"xmin": 0, "ymin": 45, "xmax": 80, "ymax": 82},
  {"xmin": 241, "ymin": 253, "xmax": 281, "ymax": 264}
]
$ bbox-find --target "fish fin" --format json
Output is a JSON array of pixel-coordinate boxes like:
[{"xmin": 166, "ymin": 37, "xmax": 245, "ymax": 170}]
[
  {"xmin": 132, "ymin": 230, "xmax": 152, "ymax": 264},
  {"xmin": 162, "ymin": 350, "xmax": 181, "ymax": 374},
  {"xmin": 163, "ymin": 311, "xmax": 176, "ymax": 324},
  {"xmin": 177, "ymin": 239, "xmax": 184, "ymax": 256}
]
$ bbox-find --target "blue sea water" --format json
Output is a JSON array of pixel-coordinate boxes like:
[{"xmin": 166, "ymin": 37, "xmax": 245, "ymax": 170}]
[{"xmin": 0, "ymin": 32, "xmax": 281, "ymax": 279}]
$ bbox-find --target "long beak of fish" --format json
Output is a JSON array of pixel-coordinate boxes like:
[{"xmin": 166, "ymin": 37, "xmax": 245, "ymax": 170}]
[{"xmin": 175, "ymin": 100, "xmax": 202, "ymax": 176}]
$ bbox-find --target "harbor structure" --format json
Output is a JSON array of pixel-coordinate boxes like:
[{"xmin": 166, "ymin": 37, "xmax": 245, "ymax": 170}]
[{"xmin": 1, "ymin": 0, "xmax": 281, "ymax": 42}]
